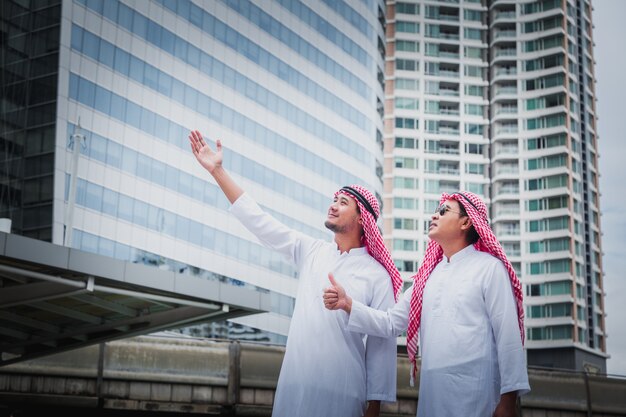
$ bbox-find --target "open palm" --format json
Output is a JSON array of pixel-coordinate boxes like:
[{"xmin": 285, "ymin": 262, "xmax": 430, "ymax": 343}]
[{"xmin": 189, "ymin": 129, "xmax": 222, "ymax": 173}]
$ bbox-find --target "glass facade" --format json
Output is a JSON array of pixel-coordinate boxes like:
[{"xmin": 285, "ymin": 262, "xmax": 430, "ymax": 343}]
[
  {"xmin": 385, "ymin": 0, "xmax": 606, "ymax": 371},
  {"xmin": 1, "ymin": 0, "xmax": 387, "ymax": 343},
  {"xmin": 1, "ymin": 0, "xmax": 62, "ymax": 241}
]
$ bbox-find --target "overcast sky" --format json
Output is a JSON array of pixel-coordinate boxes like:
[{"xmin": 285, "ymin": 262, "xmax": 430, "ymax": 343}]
[{"xmin": 593, "ymin": 0, "xmax": 626, "ymax": 376}]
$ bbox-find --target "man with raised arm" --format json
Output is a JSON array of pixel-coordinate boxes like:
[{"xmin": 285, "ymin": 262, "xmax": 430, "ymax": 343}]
[
  {"xmin": 188, "ymin": 130, "xmax": 402, "ymax": 417},
  {"xmin": 324, "ymin": 191, "xmax": 530, "ymax": 417}
]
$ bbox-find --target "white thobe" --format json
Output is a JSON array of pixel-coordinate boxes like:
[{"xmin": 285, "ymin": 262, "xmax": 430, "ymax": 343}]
[
  {"xmin": 348, "ymin": 244, "xmax": 530, "ymax": 417},
  {"xmin": 230, "ymin": 193, "xmax": 397, "ymax": 417}
]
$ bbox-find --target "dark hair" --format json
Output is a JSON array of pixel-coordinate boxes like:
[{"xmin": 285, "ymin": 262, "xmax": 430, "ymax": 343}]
[
  {"xmin": 457, "ymin": 203, "xmax": 480, "ymax": 244},
  {"xmin": 339, "ymin": 186, "xmax": 377, "ymax": 220}
]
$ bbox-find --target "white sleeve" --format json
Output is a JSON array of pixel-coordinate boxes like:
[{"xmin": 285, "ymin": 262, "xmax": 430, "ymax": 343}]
[
  {"xmin": 364, "ymin": 272, "xmax": 397, "ymax": 402},
  {"xmin": 484, "ymin": 261, "xmax": 531, "ymax": 396},
  {"xmin": 229, "ymin": 192, "xmax": 314, "ymax": 267},
  {"xmin": 348, "ymin": 284, "xmax": 411, "ymax": 338}
]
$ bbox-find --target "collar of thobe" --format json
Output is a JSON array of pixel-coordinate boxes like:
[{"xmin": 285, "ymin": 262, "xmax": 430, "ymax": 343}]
[
  {"xmin": 442, "ymin": 243, "xmax": 475, "ymax": 264},
  {"xmin": 334, "ymin": 245, "xmax": 367, "ymax": 256}
]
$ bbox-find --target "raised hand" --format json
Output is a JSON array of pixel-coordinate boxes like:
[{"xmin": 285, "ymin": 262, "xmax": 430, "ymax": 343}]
[
  {"xmin": 187, "ymin": 131, "xmax": 242, "ymax": 203},
  {"xmin": 323, "ymin": 273, "xmax": 352, "ymax": 313},
  {"xmin": 189, "ymin": 130, "xmax": 222, "ymax": 173}
]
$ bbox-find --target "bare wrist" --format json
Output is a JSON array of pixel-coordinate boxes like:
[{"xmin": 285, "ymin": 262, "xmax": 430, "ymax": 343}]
[
  {"xmin": 345, "ymin": 296, "xmax": 352, "ymax": 314},
  {"xmin": 210, "ymin": 165, "xmax": 224, "ymax": 176}
]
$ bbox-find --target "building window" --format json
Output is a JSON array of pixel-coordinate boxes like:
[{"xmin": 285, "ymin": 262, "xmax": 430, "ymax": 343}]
[
  {"xmin": 396, "ymin": 40, "xmax": 419, "ymax": 52},
  {"xmin": 394, "ymin": 157, "xmax": 417, "ymax": 169},
  {"xmin": 397, "ymin": 21, "xmax": 420, "ymax": 33},
  {"xmin": 397, "ymin": 2, "xmax": 420, "ymax": 15},
  {"xmin": 395, "ymin": 117, "xmax": 419, "ymax": 129},
  {"xmin": 394, "ymin": 239, "xmax": 416, "ymax": 251},
  {"xmin": 396, "ymin": 58, "xmax": 419, "ymax": 71},
  {"xmin": 395, "ymin": 137, "xmax": 418, "ymax": 149}
]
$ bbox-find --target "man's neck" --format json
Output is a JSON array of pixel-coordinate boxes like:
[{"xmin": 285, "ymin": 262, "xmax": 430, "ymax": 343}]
[
  {"xmin": 334, "ymin": 234, "xmax": 363, "ymax": 254},
  {"xmin": 439, "ymin": 240, "xmax": 472, "ymax": 262}
]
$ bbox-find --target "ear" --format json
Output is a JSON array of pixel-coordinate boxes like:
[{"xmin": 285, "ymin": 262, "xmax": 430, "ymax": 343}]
[{"xmin": 460, "ymin": 217, "xmax": 473, "ymax": 231}]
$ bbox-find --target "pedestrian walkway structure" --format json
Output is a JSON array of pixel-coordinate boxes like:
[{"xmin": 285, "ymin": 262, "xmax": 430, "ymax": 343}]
[{"xmin": 0, "ymin": 232, "xmax": 270, "ymax": 366}]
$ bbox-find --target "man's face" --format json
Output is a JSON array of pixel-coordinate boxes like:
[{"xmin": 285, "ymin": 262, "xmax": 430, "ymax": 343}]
[
  {"xmin": 324, "ymin": 194, "xmax": 361, "ymax": 234},
  {"xmin": 428, "ymin": 199, "xmax": 468, "ymax": 244}
]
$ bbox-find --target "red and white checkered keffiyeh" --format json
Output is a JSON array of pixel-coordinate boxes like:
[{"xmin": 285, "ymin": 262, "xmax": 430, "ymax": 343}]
[
  {"xmin": 406, "ymin": 191, "xmax": 525, "ymax": 384},
  {"xmin": 336, "ymin": 185, "xmax": 403, "ymax": 301}
]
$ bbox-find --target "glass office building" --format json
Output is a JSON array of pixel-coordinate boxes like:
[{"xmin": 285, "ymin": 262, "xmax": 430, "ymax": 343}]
[
  {"xmin": 1, "ymin": 0, "xmax": 387, "ymax": 342},
  {"xmin": 384, "ymin": 0, "xmax": 606, "ymax": 371}
]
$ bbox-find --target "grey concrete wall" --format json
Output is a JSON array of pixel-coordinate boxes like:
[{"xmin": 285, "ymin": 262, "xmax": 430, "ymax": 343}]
[{"xmin": 0, "ymin": 336, "xmax": 624, "ymax": 416}]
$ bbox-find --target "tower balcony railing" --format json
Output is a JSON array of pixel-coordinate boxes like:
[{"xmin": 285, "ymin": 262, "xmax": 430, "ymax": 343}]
[
  {"xmin": 494, "ymin": 49, "xmax": 517, "ymax": 58},
  {"xmin": 493, "ymin": 30, "xmax": 516, "ymax": 39},
  {"xmin": 494, "ymin": 67, "xmax": 517, "ymax": 76},
  {"xmin": 503, "ymin": 248, "xmax": 521, "ymax": 257},
  {"xmin": 440, "ymin": 70, "xmax": 460, "ymax": 78},
  {"xmin": 496, "ymin": 187, "xmax": 520, "ymax": 195},
  {"xmin": 495, "ymin": 208, "xmax": 521, "ymax": 217},
  {"xmin": 495, "ymin": 167, "xmax": 519, "ymax": 175},
  {"xmin": 431, "ymin": 32, "xmax": 460, "ymax": 40},
  {"xmin": 495, "ymin": 107, "xmax": 518, "ymax": 115},
  {"xmin": 495, "ymin": 126, "xmax": 518, "ymax": 135},
  {"xmin": 425, "ymin": 147, "xmax": 460, "ymax": 155},
  {"xmin": 492, "ymin": 11, "xmax": 516, "ymax": 21},
  {"xmin": 426, "ymin": 14, "xmax": 459, "ymax": 22},
  {"xmin": 438, "ymin": 147, "xmax": 460, "ymax": 155},
  {"xmin": 439, "ymin": 127, "xmax": 460, "ymax": 135},
  {"xmin": 495, "ymin": 146, "xmax": 518, "ymax": 155},
  {"xmin": 439, "ymin": 51, "xmax": 460, "ymax": 59},
  {"xmin": 438, "ymin": 167, "xmax": 460, "ymax": 175},
  {"xmin": 494, "ymin": 87, "xmax": 518, "ymax": 96},
  {"xmin": 496, "ymin": 228, "xmax": 520, "ymax": 236}
]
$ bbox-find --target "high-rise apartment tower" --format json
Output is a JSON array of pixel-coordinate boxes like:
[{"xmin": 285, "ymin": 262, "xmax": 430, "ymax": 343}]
[{"xmin": 384, "ymin": 0, "xmax": 606, "ymax": 372}]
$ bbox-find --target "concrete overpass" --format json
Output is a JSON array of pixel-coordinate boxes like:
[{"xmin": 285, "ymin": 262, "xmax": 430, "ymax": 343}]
[
  {"xmin": 0, "ymin": 231, "xmax": 270, "ymax": 366},
  {"xmin": 0, "ymin": 335, "xmax": 625, "ymax": 416}
]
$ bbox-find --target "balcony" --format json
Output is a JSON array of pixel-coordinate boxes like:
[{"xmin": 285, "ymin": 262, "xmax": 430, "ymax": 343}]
[
  {"xmin": 494, "ymin": 48, "xmax": 517, "ymax": 58},
  {"xmin": 495, "ymin": 106, "xmax": 518, "ymax": 115},
  {"xmin": 495, "ymin": 125, "xmax": 518, "ymax": 135},
  {"xmin": 439, "ymin": 87, "xmax": 459, "ymax": 96},
  {"xmin": 493, "ymin": 30, "xmax": 516, "ymax": 40},
  {"xmin": 495, "ymin": 141, "xmax": 518, "ymax": 154},
  {"xmin": 503, "ymin": 248, "xmax": 521, "ymax": 257},
  {"xmin": 493, "ymin": 11, "xmax": 516, "ymax": 21},
  {"xmin": 438, "ymin": 167, "xmax": 460, "ymax": 175},
  {"xmin": 495, "ymin": 166, "xmax": 519, "ymax": 175},
  {"xmin": 427, "ymin": 8, "xmax": 460, "ymax": 22},
  {"xmin": 439, "ymin": 69, "xmax": 460, "ymax": 78},
  {"xmin": 439, "ymin": 126, "xmax": 460, "ymax": 135},
  {"xmin": 497, "ymin": 186, "xmax": 520, "ymax": 194},
  {"xmin": 497, "ymin": 228, "xmax": 520, "ymax": 236},
  {"xmin": 439, "ymin": 146, "xmax": 460, "ymax": 155},
  {"xmin": 496, "ymin": 208, "xmax": 521, "ymax": 217},
  {"xmin": 440, "ymin": 108, "xmax": 460, "ymax": 115},
  {"xmin": 494, "ymin": 67, "xmax": 517, "ymax": 77},
  {"xmin": 494, "ymin": 87, "xmax": 518, "ymax": 96},
  {"xmin": 439, "ymin": 51, "xmax": 459, "ymax": 59}
]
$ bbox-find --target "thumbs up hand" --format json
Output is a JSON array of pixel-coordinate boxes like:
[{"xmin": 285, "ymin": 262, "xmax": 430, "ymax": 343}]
[{"xmin": 323, "ymin": 273, "xmax": 352, "ymax": 313}]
